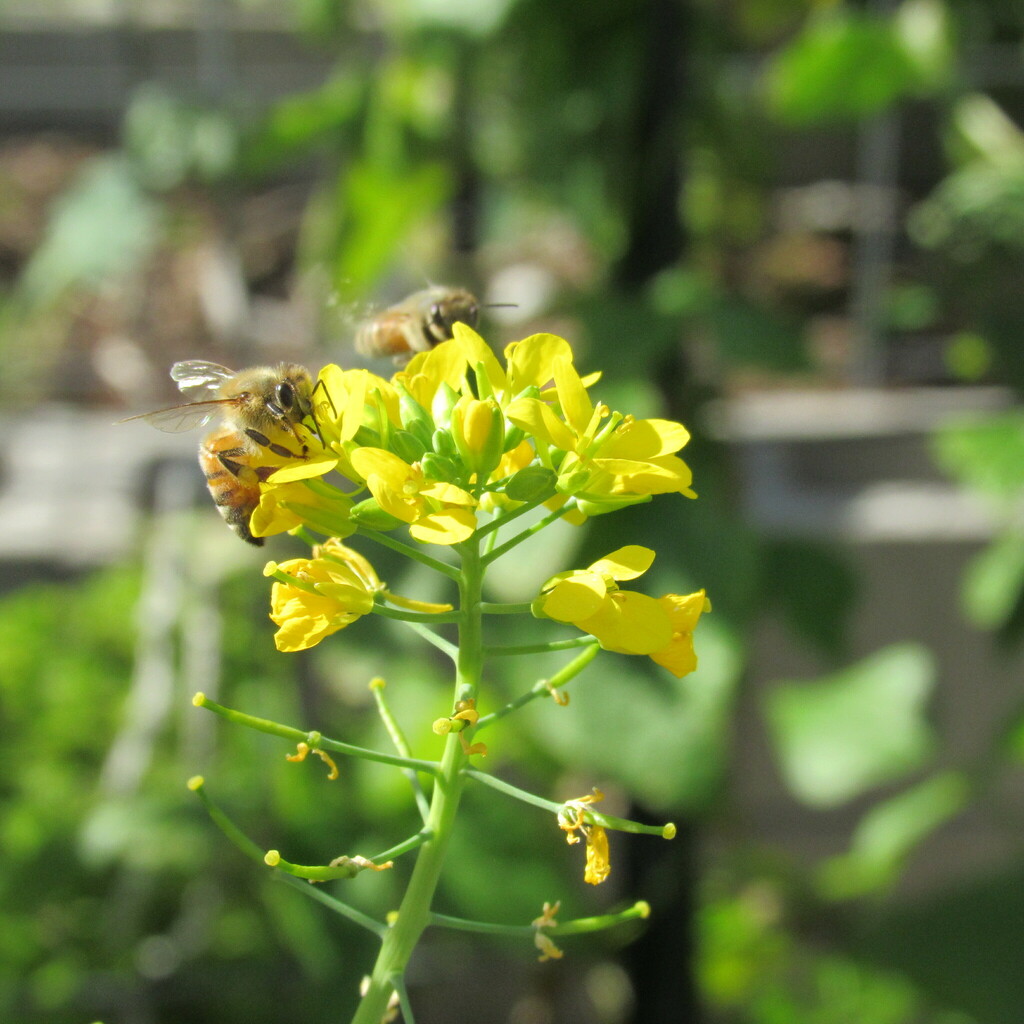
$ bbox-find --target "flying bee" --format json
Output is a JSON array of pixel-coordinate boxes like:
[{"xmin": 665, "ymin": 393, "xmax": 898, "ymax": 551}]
[
  {"xmin": 354, "ymin": 286, "xmax": 481, "ymax": 365},
  {"xmin": 124, "ymin": 361, "xmax": 315, "ymax": 545}
]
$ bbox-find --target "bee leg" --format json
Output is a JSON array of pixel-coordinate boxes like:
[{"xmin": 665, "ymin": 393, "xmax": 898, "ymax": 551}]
[{"xmin": 244, "ymin": 428, "xmax": 308, "ymax": 460}]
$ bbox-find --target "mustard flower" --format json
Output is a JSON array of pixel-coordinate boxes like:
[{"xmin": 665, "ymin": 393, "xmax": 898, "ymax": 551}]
[
  {"xmin": 534, "ymin": 546, "xmax": 672, "ymax": 655},
  {"xmin": 349, "ymin": 447, "xmax": 478, "ymax": 545},
  {"xmin": 265, "ymin": 540, "xmax": 381, "ymax": 652}
]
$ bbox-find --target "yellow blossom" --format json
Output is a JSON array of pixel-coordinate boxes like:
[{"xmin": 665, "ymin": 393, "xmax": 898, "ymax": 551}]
[
  {"xmin": 249, "ymin": 480, "xmax": 355, "ymax": 540},
  {"xmin": 349, "ymin": 447, "xmax": 478, "ymax": 545},
  {"xmin": 265, "ymin": 540, "xmax": 380, "ymax": 652}
]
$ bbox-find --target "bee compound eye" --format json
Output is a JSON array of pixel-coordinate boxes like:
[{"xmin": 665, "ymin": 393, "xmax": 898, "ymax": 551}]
[{"xmin": 275, "ymin": 382, "xmax": 295, "ymax": 409}]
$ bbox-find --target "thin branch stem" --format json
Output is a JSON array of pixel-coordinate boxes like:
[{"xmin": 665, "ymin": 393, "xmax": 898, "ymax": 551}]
[
  {"xmin": 476, "ymin": 642, "xmax": 599, "ymax": 730},
  {"xmin": 192, "ymin": 694, "xmax": 440, "ymax": 776},
  {"xmin": 357, "ymin": 528, "xmax": 460, "ymax": 580},
  {"xmin": 484, "ymin": 635, "xmax": 597, "ymax": 657},
  {"xmin": 479, "ymin": 601, "xmax": 533, "ymax": 615},
  {"xmin": 370, "ymin": 680, "xmax": 432, "ymax": 822},
  {"xmin": 189, "ymin": 779, "xmax": 387, "ymax": 937},
  {"xmin": 428, "ymin": 900, "xmax": 651, "ymax": 938},
  {"xmin": 401, "ymin": 621, "xmax": 459, "ymax": 662},
  {"xmin": 481, "ymin": 503, "xmax": 572, "ymax": 565}
]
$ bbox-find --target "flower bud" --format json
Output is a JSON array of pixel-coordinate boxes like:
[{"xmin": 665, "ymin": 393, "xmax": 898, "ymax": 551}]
[
  {"xmin": 504, "ymin": 465, "xmax": 558, "ymax": 502},
  {"xmin": 396, "ymin": 384, "xmax": 436, "ymax": 449},
  {"xmin": 431, "ymin": 381, "xmax": 460, "ymax": 430},
  {"xmin": 420, "ymin": 452, "xmax": 460, "ymax": 483},
  {"xmin": 452, "ymin": 396, "xmax": 504, "ymax": 479},
  {"xmin": 391, "ymin": 429, "xmax": 427, "ymax": 465},
  {"xmin": 348, "ymin": 497, "xmax": 404, "ymax": 531}
]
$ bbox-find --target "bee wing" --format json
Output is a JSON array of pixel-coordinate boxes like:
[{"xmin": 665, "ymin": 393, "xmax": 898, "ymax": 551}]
[
  {"xmin": 119, "ymin": 399, "xmax": 233, "ymax": 434},
  {"xmin": 171, "ymin": 360, "xmax": 236, "ymax": 398}
]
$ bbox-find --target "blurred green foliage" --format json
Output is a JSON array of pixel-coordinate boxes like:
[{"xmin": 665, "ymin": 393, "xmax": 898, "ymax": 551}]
[{"xmin": 4, "ymin": 0, "xmax": 1024, "ymax": 1021}]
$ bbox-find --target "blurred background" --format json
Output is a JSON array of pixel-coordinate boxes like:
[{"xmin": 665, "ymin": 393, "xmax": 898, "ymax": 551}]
[{"xmin": 3, "ymin": 0, "xmax": 1024, "ymax": 1021}]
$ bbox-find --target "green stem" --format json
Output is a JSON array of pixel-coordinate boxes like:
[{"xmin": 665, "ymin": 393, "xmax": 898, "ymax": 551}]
[
  {"xmin": 475, "ymin": 493, "xmax": 551, "ymax": 540},
  {"xmin": 371, "ymin": 680, "xmax": 432, "ymax": 822},
  {"xmin": 475, "ymin": 642, "xmax": 599, "ymax": 730},
  {"xmin": 479, "ymin": 601, "xmax": 533, "ymax": 615},
  {"xmin": 485, "ymin": 636, "xmax": 597, "ymax": 657},
  {"xmin": 481, "ymin": 502, "xmax": 573, "ymax": 565},
  {"xmin": 428, "ymin": 900, "xmax": 650, "ymax": 937},
  {"xmin": 372, "ymin": 604, "xmax": 460, "ymax": 624},
  {"xmin": 192, "ymin": 694, "xmax": 439, "ymax": 775},
  {"xmin": 401, "ymin": 621, "xmax": 459, "ymax": 661},
  {"xmin": 189, "ymin": 778, "xmax": 386, "ymax": 937},
  {"xmin": 351, "ymin": 536, "xmax": 485, "ymax": 1024},
  {"xmin": 357, "ymin": 528, "xmax": 460, "ymax": 580}
]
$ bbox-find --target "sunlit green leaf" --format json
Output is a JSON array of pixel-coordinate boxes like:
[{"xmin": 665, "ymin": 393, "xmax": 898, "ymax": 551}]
[
  {"xmin": 767, "ymin": 11, "xmax": 919, "ymax": 124},
  {"xmin": 962, "ymin": 531, "xmax": 1024, "ymax": 629},
  {"xmin": 931, "ymin": 413, "xmax": 1024, "ymax": 500},
  {"xmin": 765, "ymin": 644, "xmax": 936, "ymax": 808},
  {"xmin": 15, "ymin": 155, "xmax": 161, "ymax": 311},
  {"xmin": 819, "ymin": 771, "xmax": 970, "ymax": 898}
]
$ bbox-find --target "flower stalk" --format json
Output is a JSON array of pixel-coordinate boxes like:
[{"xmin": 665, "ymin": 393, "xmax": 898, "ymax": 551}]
[{"xmin": 179, "ymin": 326, "xmax": 709, "ymax": 1021}]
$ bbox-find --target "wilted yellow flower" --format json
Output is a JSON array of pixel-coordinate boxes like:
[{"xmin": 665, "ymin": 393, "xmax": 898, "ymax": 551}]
[
  {"xmin": 558, "ymin": 790, "xmax": 611, "ymax": 886},
  {"xmin": 265, "ymin": 540, "xmax": 381, "ymax": 652},
  {"xmin": 648, "ymin": 590, "xmax": 711, "ymax": 678}
]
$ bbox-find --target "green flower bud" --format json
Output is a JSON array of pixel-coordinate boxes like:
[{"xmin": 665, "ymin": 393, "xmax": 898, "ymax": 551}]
[
  {"xmin": 348, "ymin": 497, "xmax": 404, "ymax": 531},
  {"xmin": 504, "ymin": 465, "xmax": 558, "ymax": 502},
  {"xmin": 391, "ymin": 429, "xmax": 427, "ymax": 464},
  {"xmin": 431, "ymin": 428, "xmax": 459, "ymax": 459},
  {"xmin": 396, "ymin": 384, "xmax": 435, "ymax": 449},
  {"xmin": 420, "ymin": 452, "xmax": 461, "ymax": 483},
  {"xmin": 431, "ymin": 382, "xmax": 460, "ymax": 430}
]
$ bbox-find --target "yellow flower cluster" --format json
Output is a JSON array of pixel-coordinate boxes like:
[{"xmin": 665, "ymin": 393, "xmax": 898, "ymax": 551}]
[
  {"xmin": 248, "ymin": 326, "xmax": 696, "ymax": 547},
  {"xmin": 533, "ymin": 546, "xmax": 710, "ymax": 678}
]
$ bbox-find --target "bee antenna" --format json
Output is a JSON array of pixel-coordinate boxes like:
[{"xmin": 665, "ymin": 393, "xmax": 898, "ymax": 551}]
[{"xmin": 483, "ymin": 302, "xmax": 518, "ymax": 309}]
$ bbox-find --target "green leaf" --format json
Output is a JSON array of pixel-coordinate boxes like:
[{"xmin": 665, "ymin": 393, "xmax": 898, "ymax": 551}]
[
  {"xmin": 931, "ymin": 412, "xmax": 1024, "ymax": 500},
  {"xmin": 818, "ymin": 772, "xmax": 970, "ymax": 898},
  {"xmin": 962, "ymin": 531, "xmax": 1024, "ymax": 629},
  {"xmin": 765, "ymin": 644, "xmax": 936, "ymax": 808},
  {"xmin": 767, "ymin": 11, "xmax": 919, "ymax": 124},
  {"xmin": 15, "ymin": 155, "xmax": 160, "ymax": 311}
]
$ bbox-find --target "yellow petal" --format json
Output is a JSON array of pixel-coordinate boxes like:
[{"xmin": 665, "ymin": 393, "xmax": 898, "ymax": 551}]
[
  {"xmin": 409, "ymin": 508, "xmax": 477, "ymax": 545},
  {"xmin": 504, "ymin": 333, "xmax": 574, "ymax": 393},
  {"xmin": 541, "ymin": 573, "xmax": 608, "ymax": 622},
  {"xmin": 420, "ymin": 481, "xmax": 477, "ymax": 506},
  {"xmin": 577, "ymin": 591, "xmax": 673, "ymax": 654},
  {"xmin": 452, "ymin": 322, "xmax": 507, "ymax": 393},
  {"xmin": 552, "ymin": 355, "xmax": 593, "ymax": 437},
  {"xmin": 505, "ymin": 397, "xmax": 577, "ymax": 452},
  {"xmin": 350, "ymin": 447, "xmax": 414, "ymax": 488},
  {"xmin": 267, "ymin": 457, "xmax": 341, "ymax": 484},
  {"xmin": 596, "ymin": 454, "xmax": 697, "ymax": 497},
  {"xmin": 600, "ymin": 418, "xmax": 690, "ymax": 460},
  {"xmin": 588, "ymin": 545, "xmax": 655, "ymax": 581}
]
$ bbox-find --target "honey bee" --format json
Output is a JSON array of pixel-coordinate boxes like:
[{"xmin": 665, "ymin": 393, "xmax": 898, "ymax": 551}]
[
  {"xmin": 125, "ymin": 361, "xmax": 315, "ymax": 545},
  {"xmin": 354, "ymin": 286, "xmax": 480, "ymax": 365}
]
